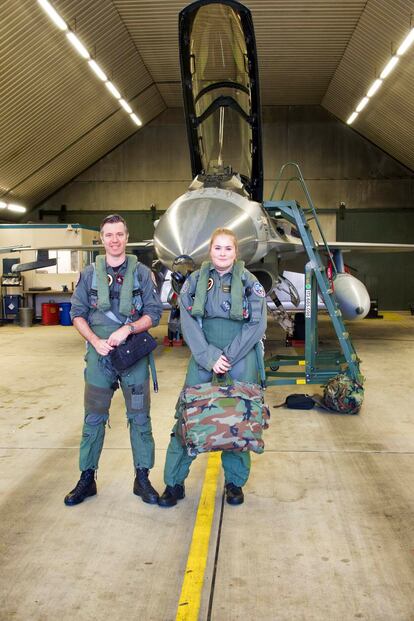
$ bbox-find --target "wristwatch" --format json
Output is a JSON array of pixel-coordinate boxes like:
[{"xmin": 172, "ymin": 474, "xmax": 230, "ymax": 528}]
[{"xmin": 128, "ymin": 324, "xmax": 136, "ymax": 334}]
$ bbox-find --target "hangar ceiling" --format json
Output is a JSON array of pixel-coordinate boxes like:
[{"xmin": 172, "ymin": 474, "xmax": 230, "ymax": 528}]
[{"xmin": 1, "ymin": 0, "xmax": 414, "ymax": 220}]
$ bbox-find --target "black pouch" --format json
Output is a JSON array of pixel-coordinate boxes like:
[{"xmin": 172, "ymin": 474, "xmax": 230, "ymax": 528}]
[
  {"xmin": 274, "ymin": 394, "xmax": 315, "ymax": 410},
  {"xmin": 110, "ymin": 331, "xmax": 157, "ymax": 372}
]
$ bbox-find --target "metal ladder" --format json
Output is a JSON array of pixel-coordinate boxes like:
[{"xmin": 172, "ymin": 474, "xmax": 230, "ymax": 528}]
[{"xmin": 263, "ymin": 162, "xmax": 362, "ymax": 385}]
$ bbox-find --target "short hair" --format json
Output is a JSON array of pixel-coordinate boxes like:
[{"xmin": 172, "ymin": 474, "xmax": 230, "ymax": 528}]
[
  {"xmin": 209, "ymin": 227, "xmax": 238, "ymax": 256},
  {"xmin": 100, "ymin": 213, "xmax": 128, "ymax": 234}
]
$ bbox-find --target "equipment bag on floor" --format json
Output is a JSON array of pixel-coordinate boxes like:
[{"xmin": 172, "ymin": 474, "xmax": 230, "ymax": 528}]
[{"xmin": 178, "ymin": 373, "xmax": 270, "ymax": 457}]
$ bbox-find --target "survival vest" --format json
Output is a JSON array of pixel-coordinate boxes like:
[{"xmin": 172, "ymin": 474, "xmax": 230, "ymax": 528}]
[
  {"xmin": 90, "ymin": 254, "xmax": 143, "ymax": 324},
  {"xmin": 191, "ymin": 260, "xmax": 246, "ymax": 320}
]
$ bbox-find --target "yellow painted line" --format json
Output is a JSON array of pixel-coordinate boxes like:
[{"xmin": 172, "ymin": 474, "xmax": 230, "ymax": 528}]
[
  {"xmin": 381, "ymin": 312, "xmax": 403, "ymax": 322},
  {"xmin": 296, "ymin": 379, "xmax": 307, "ymax": 385},
  {"xmin": 298, "ymin": 360, "xmax": 306, "ymax": 366},
  {"xmin": 176, "ymin": 452, "xmax": 221, "ymax": 621}
]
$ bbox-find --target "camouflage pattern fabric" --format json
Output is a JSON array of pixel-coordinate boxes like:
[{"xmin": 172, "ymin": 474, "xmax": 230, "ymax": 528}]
[
  {"xmin": 323, "ymin": 373, "xmax": 365, "ymax": 415},
  {"xmin": 178, "ymin": 381, "xmax": 270, "ymax": 456}
]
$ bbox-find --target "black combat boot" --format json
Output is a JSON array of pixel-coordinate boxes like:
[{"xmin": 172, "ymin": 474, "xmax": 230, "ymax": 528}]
[
  {"xmin": 64, "ymin": 469, "xmax": 97, "ymax": 506},
  {"xmin": 225, "ymin": 482, "xmax": 244, "ymax": 505},
  {"xmin": 133, "ymin": 468, "xmax": 159, "ymax": 504},
  {"xmin": 157, "ymin": 484, "xmax": 185, "ymax": 507}
]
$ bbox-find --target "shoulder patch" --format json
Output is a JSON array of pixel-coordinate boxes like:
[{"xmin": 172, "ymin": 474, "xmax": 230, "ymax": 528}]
[{"xmin": 253, "ymin": 281, "xmax": 266, "ymax": 298}]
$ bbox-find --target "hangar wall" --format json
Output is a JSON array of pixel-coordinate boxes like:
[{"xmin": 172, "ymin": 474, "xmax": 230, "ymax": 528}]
[{"xmin": 31, "ymin": 106, "xmax": 414, "ymax": 309}]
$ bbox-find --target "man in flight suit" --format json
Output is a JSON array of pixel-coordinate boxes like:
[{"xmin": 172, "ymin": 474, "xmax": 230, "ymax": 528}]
[{"xmin": 64, "ymin": 214, "xmax": 163, "ymax": 506}]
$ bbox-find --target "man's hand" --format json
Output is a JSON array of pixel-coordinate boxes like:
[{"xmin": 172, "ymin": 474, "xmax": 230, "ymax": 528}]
[
  {"xmin": 92, "ymin": 338, "xmax": 114, "ymax": 356},
  {"xmin": 212, "ymin": 355, "xmax": 231, "ymax": 375},
  {"xmin": 107, "ymin": 325, "xmax": 131, "ymax": 347}
]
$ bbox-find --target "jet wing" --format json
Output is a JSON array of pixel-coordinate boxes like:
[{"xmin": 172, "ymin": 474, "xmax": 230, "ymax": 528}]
[
  {"xmin": 321, "ymin": 241, "xmax": 414, "ymax": 253},
  {"xmin": 263, "ymin": 238, "xmax": 414, "ymax": 263}
]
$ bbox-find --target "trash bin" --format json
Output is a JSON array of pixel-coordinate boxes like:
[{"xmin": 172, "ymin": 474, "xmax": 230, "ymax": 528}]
[
  {"xmin": 41, "ymin": 302, "xmax": 60, "ymax": 325},
  {"xmin": 59, "ymin": 302, "xmax": 72, "ymax": 326},
  {"xmin": 19, "ymin": 307, "xmax": 33, "ymax": 327}
]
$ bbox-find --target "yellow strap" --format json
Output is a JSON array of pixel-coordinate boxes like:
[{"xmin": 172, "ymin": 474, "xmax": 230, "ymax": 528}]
[{"xmin": 175, "ymin": 452, "xmax": 221, "ymax": 621}]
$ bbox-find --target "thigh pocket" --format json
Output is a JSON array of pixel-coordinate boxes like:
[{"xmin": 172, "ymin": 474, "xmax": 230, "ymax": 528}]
[{"xmin": 123, "ymin": 382, "xmax": 150, "ymax": 414}]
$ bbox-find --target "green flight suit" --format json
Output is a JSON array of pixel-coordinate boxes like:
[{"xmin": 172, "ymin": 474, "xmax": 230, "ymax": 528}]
[
  {"xmin": 70, "ymin": 256, "xmax": 163, "ymax": 472},
  {"xmin": 163, "ymin": 262, "xmax": 267, "ymax": 488}
]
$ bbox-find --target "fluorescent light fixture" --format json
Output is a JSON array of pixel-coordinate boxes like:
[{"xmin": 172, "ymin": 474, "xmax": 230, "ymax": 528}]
[
  {"xmin": 120, "ymin": 99, "xmax": 133, "ymax": 114},
  {"xmin": 367, "ymin": 78, "xmax": 383, "ymax": 98},
  {"xmin": 397, "ymin": 27, "xmax": 414, "ymax": 56},
  {"xmin": 347, "ymin": 28, "xmax": 412, "ymax": 124},
  {"xmin": 38, "ymin": 0, "xmax": 144, "ymax": 129},
  {"xmin": 66, "ymin": 32, "xmax": 90, "ymax": 60},
  {"xmin": 0, "ymin": 201, "xmax": 7, "ymax": 209},
  {"xmin": 105, "ymin": 81, "xmax": 121, "ymax": 99},
  {"xmin": 347, "ymin": 112, "xmax": 358, "ymax": 125},
  {"xmin": 7, "ymin": 204, "xmax": 26, "ymax": 213},
  {"xmin": 130, "ymin": 113, "xmax": 142, "ymax": 126},
  {"xmin": 88, "ymin": 60, "xmax": 107, "ymax": 81},
  {"xmin": 356, "ymin": 97, "xmax": 369, "ymax": 112},
  {"xmin": 38, "ymin": 0, "xmax": 67, "ymax": 31},
  {"xmin": 380, "ymin": 56, "xmax": 399, "ymax": 79}
]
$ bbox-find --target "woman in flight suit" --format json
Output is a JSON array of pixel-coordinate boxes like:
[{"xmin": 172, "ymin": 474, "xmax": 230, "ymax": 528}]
[{"xmin": 158, "ymin": 228, "xmax": 267, "ymax": 507}]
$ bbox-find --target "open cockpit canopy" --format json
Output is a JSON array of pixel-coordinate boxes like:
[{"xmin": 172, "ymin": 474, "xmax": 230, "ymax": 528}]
[{"xmin": 179, "ymin": 0, "xmax": 263, "ymax": 201}]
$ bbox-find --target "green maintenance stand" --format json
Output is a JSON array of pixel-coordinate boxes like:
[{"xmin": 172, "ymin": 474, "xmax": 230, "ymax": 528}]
[{"xmin": 263, "ymin": 163, "xmax": 362, "ymax": 386}]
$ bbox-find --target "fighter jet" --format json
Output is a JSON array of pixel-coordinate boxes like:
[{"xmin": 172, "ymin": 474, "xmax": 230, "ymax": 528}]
[
  {"xmin": 7, "ymin": 0, "xmax": 414, "ymax": 331},
  {"xmin": 153, "ymin": 0, "xmax": 414, "ymax": 329}
]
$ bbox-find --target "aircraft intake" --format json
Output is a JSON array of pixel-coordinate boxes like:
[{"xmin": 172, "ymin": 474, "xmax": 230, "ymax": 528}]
[{"xmin": 249, "ymin": 269, "xmax": 275, "ymax": 294}]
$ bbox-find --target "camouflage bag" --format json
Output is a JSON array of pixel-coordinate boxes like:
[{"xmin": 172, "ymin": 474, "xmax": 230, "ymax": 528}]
[
  {"xmin": 178, "ymin": 375, "xmax": 270, "ymax": 456},
  {"xmin": 322, "ymin": 373, "xmax": 365, "ymax": 415}
]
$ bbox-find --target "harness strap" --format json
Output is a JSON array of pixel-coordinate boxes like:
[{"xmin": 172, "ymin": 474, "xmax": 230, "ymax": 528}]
[
  {"xmin": 191, "ymin": 260, "xmax": 245, "ymax": 320},
  {"xmin": 119, "ymin": 255, "xmax": 138, "ymax": 316},
  {"xmin": 92, "ymin": 254, "xmax": 140, "ymax": 322},
  {"xmin": 255, "ymin": 341, "xmax": 267, "ymax": 388}
]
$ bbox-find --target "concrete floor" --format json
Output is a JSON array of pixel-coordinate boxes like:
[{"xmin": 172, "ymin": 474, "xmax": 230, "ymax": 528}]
[{"xmin": 0, "ymin": 312, "xmax": 414, "ymax": 620}]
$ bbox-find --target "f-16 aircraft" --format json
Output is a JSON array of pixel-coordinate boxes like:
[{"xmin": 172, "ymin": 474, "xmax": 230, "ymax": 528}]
[
  {"xmin": 9, "ymin": 0, "xmax": 414, "ymax": 333},
  {"xmin": 151, "ymin": 0, "xmax": 414, "ymax": 328}
]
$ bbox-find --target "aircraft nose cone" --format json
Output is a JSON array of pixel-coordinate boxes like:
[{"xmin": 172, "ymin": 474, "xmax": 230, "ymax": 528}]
[{"xmin": 153, "ymin": 188, "xmax": 258, "ymax": 269}]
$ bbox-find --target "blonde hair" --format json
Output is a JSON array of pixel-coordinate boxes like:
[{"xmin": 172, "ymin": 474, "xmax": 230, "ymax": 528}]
[{"xmin": 209, "ymin": 228, "xmax": 238, "ymax": 256}]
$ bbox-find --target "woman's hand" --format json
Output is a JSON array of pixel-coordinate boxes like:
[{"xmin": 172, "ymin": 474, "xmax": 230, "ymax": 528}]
[{"xmin": 212, "ymin": 355, "xmax": 231, "ymax": 375}]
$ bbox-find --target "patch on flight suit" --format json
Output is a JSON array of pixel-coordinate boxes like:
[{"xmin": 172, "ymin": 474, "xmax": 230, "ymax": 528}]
[
  {"xmin": 253, "ymin": 281, "xmax": 266, "ymax": 297},
  {"xmin": 107, "ymin": 274, "xmax": 114, "ymax": 286},
  {"xmin": 181, "ymin": 278, "xmax": 190, "ymax": 294},
  {"xmin": 221, "ymin": 300, "xmax": 231, "ymax": 312},
  {"xmin": 207, "ymin": 277, "xmax": 214, "ymax": 291},
  {"xmin": 222, "ymin": 284, "xmax": 231, "ymax": 293},
  {"xmin": 115, "ymin": 273, "xmax": 124, "ymax": 284}
]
